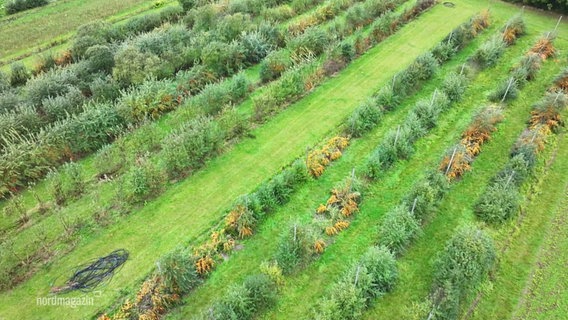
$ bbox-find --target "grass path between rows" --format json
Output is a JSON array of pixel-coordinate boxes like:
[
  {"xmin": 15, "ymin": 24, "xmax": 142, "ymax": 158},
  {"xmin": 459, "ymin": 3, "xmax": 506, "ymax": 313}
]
[
  {"xmin": 0, "ymin": 5, "xmax": 469, "ymax": 320},
  {"xmin": 469, "ymin": 131, "xmax": 568, "ymax": 320},
  {"xmin": 363, "ymin": 24, "xmax": 568, "ymax": 320},
  {"xmin": 167, "ymin": 11, "xmax": 496, "ymax": 318}
]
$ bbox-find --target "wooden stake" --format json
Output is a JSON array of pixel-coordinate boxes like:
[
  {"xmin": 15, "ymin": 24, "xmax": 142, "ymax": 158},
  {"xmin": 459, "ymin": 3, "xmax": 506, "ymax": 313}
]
[
  {"xmin": 392, "ymin": 74, "xmax": 397, "ymax": 90},
  {"xmin": 411, "ymin": 197, "xmax": 418, "ymax": 215},
  {"xmin": 431, "ymin": 89, "xmax": 438, "ymax": 106},
  {"xmin": 501, "ymin": 77, "xmax": 514, "ymax": 103},
  {"xmin": 530, "ymin": 130, "xmax": 538, "ymax": 143},
  {"xmin": 394, "ymin": 125, "xmax": 401, "ymax": 145},
  {"xmin": 354, "ymin": 265, "xmax": 361, "ymax": 286},
  {"xmin": 349, "ymin": 168, "xmax": 356, "ymax": 192},
  {"xmin": 294, "ymin": 224, "xmax": 297, "ymax": 242},
  {"xmin": 505, "ymin": 170, "xmax": 515, "ymax": 188},
  {"xmin": 460, "ymin": 63, "xmax": 466, "ymax": 75},
  {"xmin": 445, "ymin": 147, "xmax": 457, "ymax": 176},
  {"xmin": 554, "ymin": 16, "xmax": 563, "ymax": 33}
]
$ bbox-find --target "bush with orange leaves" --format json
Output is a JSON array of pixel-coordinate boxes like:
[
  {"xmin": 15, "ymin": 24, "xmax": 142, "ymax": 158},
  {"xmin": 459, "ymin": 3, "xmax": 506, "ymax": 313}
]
[
  {"xmin": 314, "ymin": 239, "xmax": 327, "ymax": 254},
  {"xmin": 501, "ymin": 15, "xmax": 526, "ymax": 45},
  {"xmin": 317, "ymin": 176, "xmax": 362, "ymax": 236},
  {"xmin": 439, "ymin": 145, "xmax": 473, "ymax": 181},
  {"xmin": 106, "ymin": 276, "xmax": 179, "ymax": 320},
  {"xmin": 108, "ymin": 246, "xmax": 202, "ymax": 320},
  {"xmin": 553, "ymin": 68, "xmax": 568, "ymax": 92},
  {"xmin": 55, "ymin": 50, "xmax": 73, "ymax": 67},
  {"xmin": 135, "ymin": 276, "xmax": 180, "ymax": 320},
  {"xmin": 530, "ymin": 34, "xmax": 556, "ymax": 60},
  {"xmin": 460, "ymin": 107, "xmax": 504, "ymax": 157},
  {"xmin": 317, "ymin": 176, "xmax": 361, "ymax": 218},
  {"xmin": 225, "ymin": 203, "xmax": 256, "ymax": 238},
  {"xmin": 307, "ymin": 136, "xmax": 350, "ymax": 177},
  {"xmin": 440, "ymin": 106, "xmax": 503, "ymax": 180},
  {"xmin": 470, "ymin": 9, "xmax": 491, "ymax": 36},
  {"xmin": 513, "ymin": 125, "xmax": 550, "ymax": 160},
  {"xmin": 529, "ymin": 91, "xmax": 568, "ymax": 132},
  {"xmin": 105, "ymin": 299, "xmax": 134, "ymax": 320},
  {"xmin": 195, "ymin": 256, "xmax": 215, "ymax": 275}
]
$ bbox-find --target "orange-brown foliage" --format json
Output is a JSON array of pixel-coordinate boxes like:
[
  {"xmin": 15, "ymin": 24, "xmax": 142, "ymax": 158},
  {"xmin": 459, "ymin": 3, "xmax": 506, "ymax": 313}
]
[
  {"xmin": 55, "ymin": 50, "xmax": 73, "ymax": 66},
  {"xmin": 530, "ymin": 37, "xmax": 556, "ymax": 60},
  {"xmin": 314, "ymin": 239, "xmax": 326, "ymax": 254},
  {"xmin": 439, "ymin": 151, "xmax": 471, "ymax": 181},
  {"xmin": 557, "ymin": 77, "xmax": 568, "ymax": 92},
  {"xmin": 307, "ymin": 136, "xmax": 350, "ymax": 177},
  {"xmin": 133, "ymin": 276, "xmax": 179, "ymax": 320},
  {"xmin": 334, "ymin": 220, "xmax": 350, "ymax": 232},
  {"xmin": 471, "ymin": 10, "xmax": 491, "ymax": 36},
  {"xmin": 225, "ymin": 204, "xmax": 254, "ymax": 238},
  {"xmin": 325, "ymin": 226, "xmax": 338, "ymax": 236},
  {"xmin": 530, "ymin": 107, "xmax": 562, "ymax": 131},
  {"xmin": 316, "ymin": 204, "xmax": 327, "ymax": 214},
  {"xmin": 195, "ymin": 256, "xmax": 215, "ymax": 275}
]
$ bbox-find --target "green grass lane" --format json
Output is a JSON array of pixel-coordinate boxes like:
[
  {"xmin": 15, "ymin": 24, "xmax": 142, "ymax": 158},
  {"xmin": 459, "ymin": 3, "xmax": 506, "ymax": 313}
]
[
  {"xmin": 166, "ymin": 13, "xmax": 498, "ymax": 319},
  {"xmin": 469, "ymin": 130, "xmax": 568, "ymax": 320},
  {"xmin": 363, "ymin": 33, "xmax": 568, "ymax": 320},
  {"xmin": 0, "ymin": 4, "xmax": 470, "ymax": 320}
]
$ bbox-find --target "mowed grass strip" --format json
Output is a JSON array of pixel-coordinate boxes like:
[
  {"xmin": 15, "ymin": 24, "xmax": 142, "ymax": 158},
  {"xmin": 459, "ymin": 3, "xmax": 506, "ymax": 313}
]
[
  {"xmin": 166, "ymin": 18, "xmax": 500, "ymax": 319},
  {"xmin": 363, "ymin": 26, "xmax": 567, "ymax": 320},
  {"xmin": 470, "ymin": 131, "xmax": 568, "ymax": 320},
  {"xmin": 0, "ymin": 5, "xmax": 470, "ymax": 320}
]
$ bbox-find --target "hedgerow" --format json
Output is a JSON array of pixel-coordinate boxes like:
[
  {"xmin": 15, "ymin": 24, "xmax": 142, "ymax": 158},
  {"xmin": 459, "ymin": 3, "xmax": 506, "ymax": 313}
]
[
  {"xmin": 311, "ymin": 246, "xmax": 397, "ymax": 319},
  {"xmin": 4, "ymin": 0, "xmax": 48, "ymax": 15},
  {"xmin": 198, "ymin": 273, "xmax": 278, "ymax": 319},
  {"xmin": 275, "ymin": 224, "xmax": 317, "ymax": 274},
  {"xmin": 476, "ymin": 82, "xmax": 568, "ymax": 224},
  {"xmin": 159, "ymin": 116, "xmax": 224, "ymax": 179},
  {"xmin": 428, "ymin": 226, "xmax": 496, "ymax": 320}
]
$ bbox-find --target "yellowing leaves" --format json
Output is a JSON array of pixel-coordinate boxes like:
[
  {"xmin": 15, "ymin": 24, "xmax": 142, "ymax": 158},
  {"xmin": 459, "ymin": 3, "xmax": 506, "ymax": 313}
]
[
  {"xmin": 195, "ymin": 256, "xmax": 215, "ymax": 275},
  {"xmin": 530, "ymin": 37, "xmax": 556, "ymax": 60},
  {"xmin": 307, "ymin": 136, "xmax": 350, "ymax": 177},
  {"xmin": 314, "ymin": 239, "xmax": 326, "ymax": 254}
]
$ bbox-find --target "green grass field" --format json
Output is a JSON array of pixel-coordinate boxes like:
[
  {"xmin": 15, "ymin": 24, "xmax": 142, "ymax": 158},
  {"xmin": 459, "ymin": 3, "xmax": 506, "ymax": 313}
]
[
  {"xmin": 0, "ymin": 0, "xmax": 420, "ymax": 295},
  {"xmin": 0, "ymin": 3, "xmax": 470, "ymax": 319},
  {"xmin": 165, "ymin": 2, "xmax": 568, "ymax": 318},
  {"xmin": 1, "ymin": 0, "xmax": 567, "ymax": 319},
  {"xmin": 0, "ymin": 0, "xmax": 174, "ymax": 65},
  {"xmin": 167, "ymin": 16, "xmax": 499, "ymax": 318}
]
